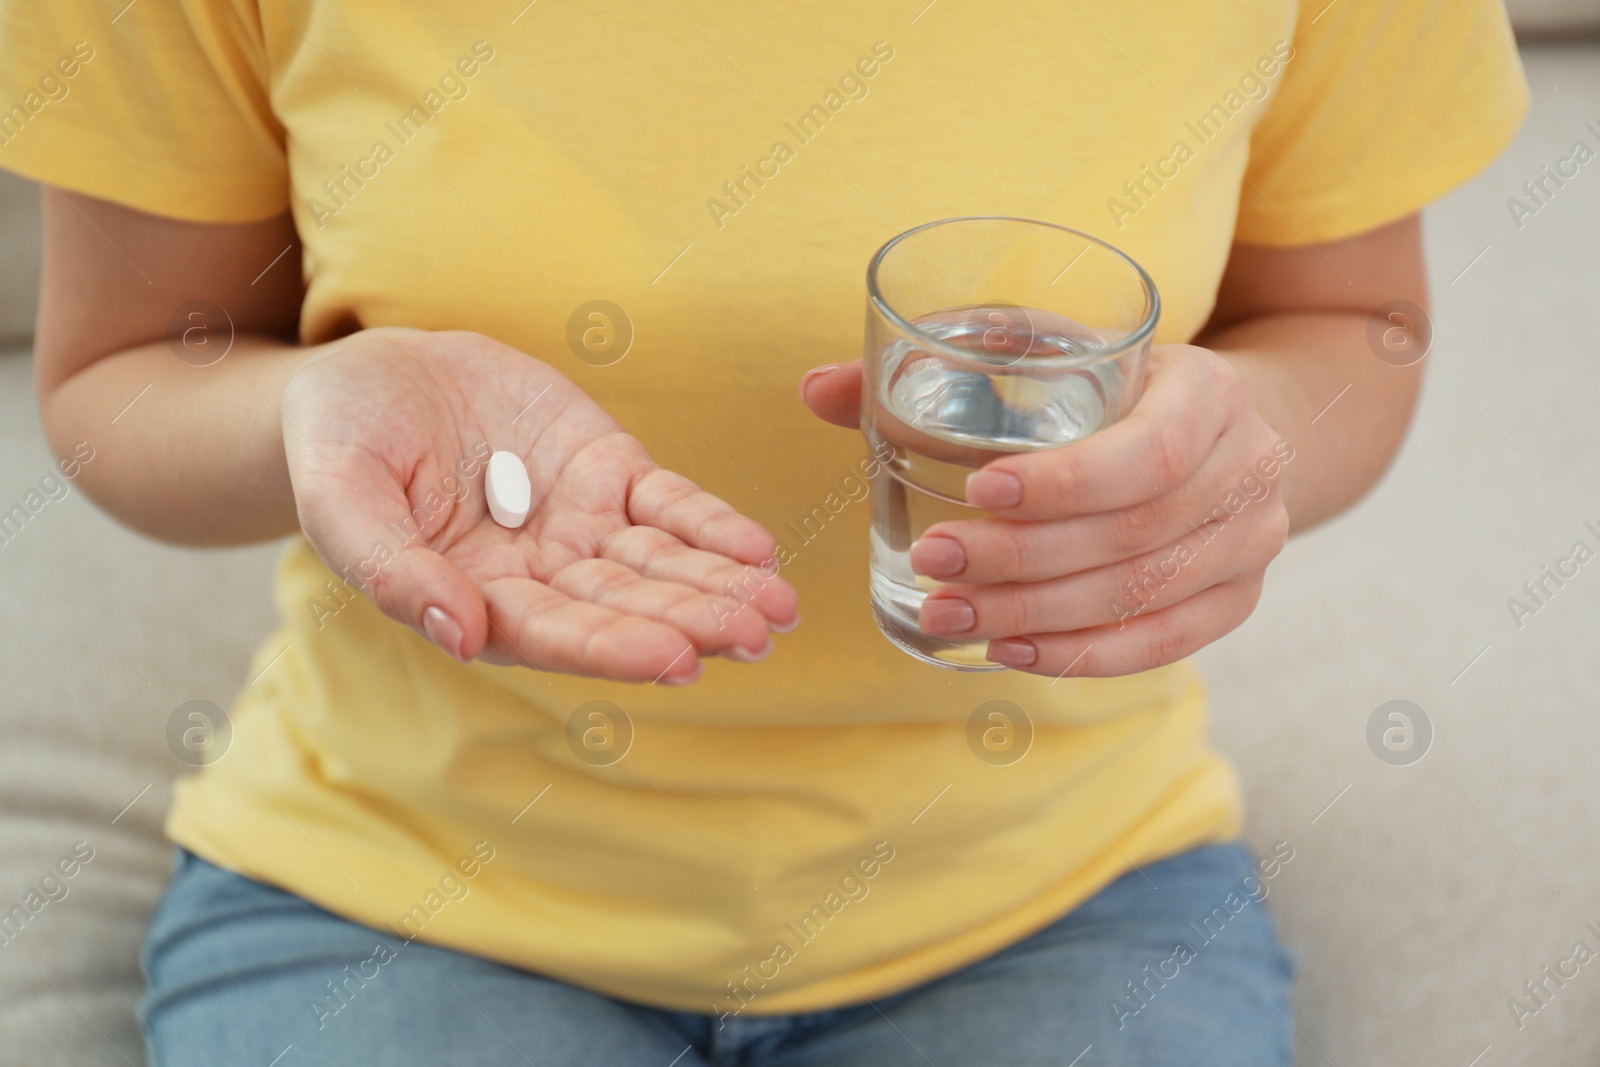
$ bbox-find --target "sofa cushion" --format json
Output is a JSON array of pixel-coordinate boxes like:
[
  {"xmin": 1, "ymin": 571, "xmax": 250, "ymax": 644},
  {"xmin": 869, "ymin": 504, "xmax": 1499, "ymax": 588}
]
[{"xmin": 0, "ymin": 347, "xmax": 281, "ymax": 1066}]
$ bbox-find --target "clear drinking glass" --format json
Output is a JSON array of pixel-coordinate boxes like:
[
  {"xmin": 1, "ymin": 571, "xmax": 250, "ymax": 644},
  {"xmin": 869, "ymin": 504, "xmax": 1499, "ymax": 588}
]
[{"xmin": 863, "ymin": 216, "xmax": 1160, "ymax": 671}]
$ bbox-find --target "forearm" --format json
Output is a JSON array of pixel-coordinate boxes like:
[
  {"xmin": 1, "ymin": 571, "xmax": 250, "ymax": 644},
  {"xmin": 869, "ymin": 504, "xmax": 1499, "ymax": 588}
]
[
  {"xmin": 38, "ymin": 336, "xmax": 324, "ymax": 545},
  {"xmin": 1201, "ymin": 310, "xmax": 1424, "ymax": 532}
]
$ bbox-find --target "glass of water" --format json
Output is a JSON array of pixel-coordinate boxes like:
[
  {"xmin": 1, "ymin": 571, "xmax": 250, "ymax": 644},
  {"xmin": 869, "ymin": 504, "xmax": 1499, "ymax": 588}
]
[{"xmin": 863, "ymin": 216, "xmax": 1160, "ymax": 671}]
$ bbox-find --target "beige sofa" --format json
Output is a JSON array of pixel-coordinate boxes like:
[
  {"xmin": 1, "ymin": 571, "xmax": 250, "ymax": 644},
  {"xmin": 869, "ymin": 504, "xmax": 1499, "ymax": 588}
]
[{"xmin": 2, "ymin": 30, "xmax": 1597, "ymax": 1067}]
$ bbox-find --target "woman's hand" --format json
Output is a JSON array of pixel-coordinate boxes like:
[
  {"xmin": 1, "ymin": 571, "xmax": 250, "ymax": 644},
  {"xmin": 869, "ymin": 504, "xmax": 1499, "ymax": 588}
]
[
  {"xmin": 283, "ymin": 328, "xmax": 797, "ymax": 684},
  {"xmin": 801, "ymin": 344, "xmax": 1290, "ymax": 678}
]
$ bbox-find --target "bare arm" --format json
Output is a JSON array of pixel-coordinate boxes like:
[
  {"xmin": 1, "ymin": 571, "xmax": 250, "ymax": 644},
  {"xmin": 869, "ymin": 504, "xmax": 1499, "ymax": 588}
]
[
  {"xmin": 35, "ymin": 189, "xmax": 313, "ymax": 544},
  {"xmin": 31, "ymin": 190, "xmax": 797, "ymax": 679},
  {"xmin": 1197, "ymin": 213, "xmax": 1428, "ymax": 532}
]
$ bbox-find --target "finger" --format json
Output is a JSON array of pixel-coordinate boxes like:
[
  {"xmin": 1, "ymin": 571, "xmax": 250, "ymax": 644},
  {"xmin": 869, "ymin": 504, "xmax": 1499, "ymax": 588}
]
[
  {"xmin": 912, "ymin": 420, "xmax": 1287, "ymax": 584},
  {"xmin": 799, "ymin": 361, "xmax": 863, "ymax": 429},
  {"xmin": 480, "ymin": 577, "xmax": 703, "ymax": 683},
  {"xmin": 627, "ymin": 468, "xmax": 776, "ymax": 566},
  {"xmin": 983, "ymin": 576, "xmax": 1263, "ymax": 678},
  {"xmin": 965, "ymin": 345, "xmax": 1237, "ymax": 519},
  {"xmin": 548, "ymin": 558, "xmax": 772, "ymax": 655},
  {"xmin": 292, "ymin": 454, "xmax": 489, "ymax": 664},
  {"xmin": 600, "ymin": 525, "xmax": 799, "ymax": 629},
  {"xmin": 918, "ymin": 501, "xmax": 1284, "ymax": 639}
]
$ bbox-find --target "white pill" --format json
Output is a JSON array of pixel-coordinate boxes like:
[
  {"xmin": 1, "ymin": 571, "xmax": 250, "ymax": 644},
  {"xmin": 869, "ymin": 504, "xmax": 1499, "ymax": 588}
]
[{"xmin": 485, "ymin": 450, "xmax": 531, "ymax": 529}]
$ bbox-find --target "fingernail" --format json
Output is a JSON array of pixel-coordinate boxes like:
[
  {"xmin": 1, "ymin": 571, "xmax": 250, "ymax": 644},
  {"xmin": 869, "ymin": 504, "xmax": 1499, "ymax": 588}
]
[
  {"xmin": 772, "ymin": 612, "xmax": 801, "ymax": 634},
  {"xmin": 422, "ymin": 606, "xmax": 468, "ymax": 663},
  {"xmin": 799, "ymin": 365, "xmax": 841, "ymax": 404},
  {"xmin": 988, "ymin": 638, "xmax": 1037, "ymax": 668},
  {"xmin": 920, "ymin": 598, "xmax": 975, "ymax": 635},
  {"xmin": 966, "ymin": 470, "xmax": 1023, "ymax": 509},
  {"xmin": 910, "ymin": 535, "xmax": 965, "ymax": 578},
  {"xmin": 661, "ymin": 661, "xmax": 704, "ymax": 687},
  {"xmin": 723, "ymin": 640, "xmax": 772, "ymax": 663}
]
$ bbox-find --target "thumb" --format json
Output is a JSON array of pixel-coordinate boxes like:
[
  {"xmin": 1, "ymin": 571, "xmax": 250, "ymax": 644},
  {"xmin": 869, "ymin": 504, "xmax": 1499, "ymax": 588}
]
[
  {"xmin": 799, "ymin": 360, "xmax": 864, "ymax": 429},
  {"xmin": 291, "ymin": 453, "xmax": 489, "ymax": 664}
]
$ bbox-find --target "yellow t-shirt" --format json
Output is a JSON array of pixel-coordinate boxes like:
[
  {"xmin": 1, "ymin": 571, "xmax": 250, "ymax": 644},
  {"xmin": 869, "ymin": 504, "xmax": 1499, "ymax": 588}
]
[{"xmin": 1, "ymin": 0, "xmax": 1524, "ymax": 1014}]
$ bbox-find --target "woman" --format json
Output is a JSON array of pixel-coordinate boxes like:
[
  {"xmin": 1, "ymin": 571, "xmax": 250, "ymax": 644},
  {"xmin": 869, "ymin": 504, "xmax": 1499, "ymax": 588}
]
[{"xmin": 3, "ymin": 1, "xmax": 1524, "ymax": 1063}]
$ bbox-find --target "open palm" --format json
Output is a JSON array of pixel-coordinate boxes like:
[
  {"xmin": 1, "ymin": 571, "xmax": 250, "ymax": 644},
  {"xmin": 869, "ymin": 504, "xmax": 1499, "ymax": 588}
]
[{"xmin": 281, "ymin": 328, "xmax": 795, "ymax": 683}]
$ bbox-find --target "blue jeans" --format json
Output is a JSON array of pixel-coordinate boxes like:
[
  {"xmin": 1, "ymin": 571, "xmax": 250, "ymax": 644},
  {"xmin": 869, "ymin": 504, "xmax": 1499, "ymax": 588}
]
[{"xmin": 141, "ymin": 842, "xmax": 1293, "ymax": 1066}]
